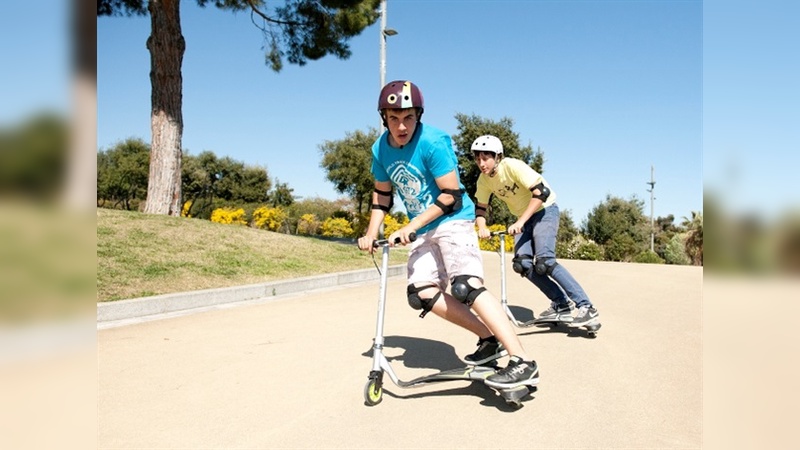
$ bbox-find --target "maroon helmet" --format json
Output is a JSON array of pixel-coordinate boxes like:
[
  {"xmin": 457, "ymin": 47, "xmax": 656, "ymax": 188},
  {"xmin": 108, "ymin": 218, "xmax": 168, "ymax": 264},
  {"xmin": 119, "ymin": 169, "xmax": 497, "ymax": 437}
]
[
  {"xmin": 378, "ymin": 80, "xmax": 424, "ymax": 112},
  {"xmin": 378, "ymin": 80, "xmax": 424, "ymax": 127}
]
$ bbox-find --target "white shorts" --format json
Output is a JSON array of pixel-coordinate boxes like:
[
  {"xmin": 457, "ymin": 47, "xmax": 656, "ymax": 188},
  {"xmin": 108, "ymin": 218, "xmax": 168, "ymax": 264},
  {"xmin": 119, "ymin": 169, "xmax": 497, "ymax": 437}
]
[{"xmin": 407, "ymin": 220, "xmax": 484, "ymax": 290}]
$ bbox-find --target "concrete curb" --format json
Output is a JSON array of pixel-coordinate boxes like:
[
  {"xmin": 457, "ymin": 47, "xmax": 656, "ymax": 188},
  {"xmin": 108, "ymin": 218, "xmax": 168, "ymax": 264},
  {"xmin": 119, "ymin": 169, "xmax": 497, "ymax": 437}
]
[{"xmin": 97, "ymin": 264, "xmax": 407, "ymax": 323}]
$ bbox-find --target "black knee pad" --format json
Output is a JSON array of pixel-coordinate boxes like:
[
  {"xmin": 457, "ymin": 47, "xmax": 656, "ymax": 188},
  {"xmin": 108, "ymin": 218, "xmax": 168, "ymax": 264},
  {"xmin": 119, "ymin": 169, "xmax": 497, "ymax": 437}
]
[
  {"xmin": 512, "ymin": 254, "xmax": 534, "ymax": 278},
  {"xmin": 534, "ymin": 257, "xmax": 559, "ymax": 276},
  {"xmin": 450, "ymin": 275, "xmax": 487, "ymax": 306},
  {"xmin": 407, "ymin": 284, "xmax": 442, "ymax": 318}
]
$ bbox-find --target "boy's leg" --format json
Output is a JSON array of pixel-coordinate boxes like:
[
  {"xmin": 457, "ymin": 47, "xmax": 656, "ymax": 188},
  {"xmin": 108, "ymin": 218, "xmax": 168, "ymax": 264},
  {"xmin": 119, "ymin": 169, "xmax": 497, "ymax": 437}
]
[
  {"xmin": 406, "ymin": 226, "xmax": 497, "ymax": 343},
  {"xmin": 425, "ymin": 288, "xmax": 493, "ymax": 335},
  {"xmin": 515, "ymin": 216, "xmax": 572, "ymax": 321},
  {"xmin": 473, "ymin": 291, "xmax": 539, "ymax": 389},
  {"xmin": 532, "ymin": 205, "xmax": 598, "ymax": 327},
  {"xmin": 435, "ymin": 221, "xmax": 530, "ymax": 362},
  {"xmin": 470, "ymin": 292, "xmax": 527, "ymax": 360}
]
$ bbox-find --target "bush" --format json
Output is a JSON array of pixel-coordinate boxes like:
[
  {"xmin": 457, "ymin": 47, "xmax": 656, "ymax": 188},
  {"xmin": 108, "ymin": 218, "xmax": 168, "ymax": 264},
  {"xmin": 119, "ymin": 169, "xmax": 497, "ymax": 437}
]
[
  {"xmin": 557, "ymin": 235, "xmax": 602, "ymax": 261},
  {"xmin": 296, "ymin": 213, "xmax": 320, "ymax": 235},
  {"xmin": 350, "ymin": 213, "xmax": 370, "ymax": 238},
  {"xmin": 210, "ymin": 207, "xmax": 247, "ymax": 225},
  {"xmin": 383, "ymin": 214, "xmax": 409, "ymax": 237},
  {"xmin": 252, "ymin": 206, "xmax": 287, "ymax": 231},
  {"xmin": 664, "ymin": 233, "xmax": 691, "ymax": 265},
  {"xmin": 633, "ymin": 250, "xmax": 665, "ymax": 264},
  {"xmin": 181, "ymin": 200, "xmax": 193, "ymax": 218},
  {"xmin": 603, "ymin": 233, "xmax": 642, "ymax": 262},
  {"xmin": 321, "ymin": 217, "xmax": 354, "ymax": 238},
  {"xmin": 477, "ymin": 224, "xmax": 513, "ymax": 252},
  {"xmin": 574, "ymin": 239, "xmax": 604, "ymax": 261},
  {"xmin": 556, "ymin": 240, "xmax": 571, "ymax": 259}
]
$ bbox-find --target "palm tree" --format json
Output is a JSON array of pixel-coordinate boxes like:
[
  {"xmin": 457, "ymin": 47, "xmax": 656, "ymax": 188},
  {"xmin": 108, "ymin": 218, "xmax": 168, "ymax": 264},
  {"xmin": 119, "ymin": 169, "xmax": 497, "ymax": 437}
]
[{"xmin": 682, "ymin": 211, "xmax": 703, "ymax": 265}]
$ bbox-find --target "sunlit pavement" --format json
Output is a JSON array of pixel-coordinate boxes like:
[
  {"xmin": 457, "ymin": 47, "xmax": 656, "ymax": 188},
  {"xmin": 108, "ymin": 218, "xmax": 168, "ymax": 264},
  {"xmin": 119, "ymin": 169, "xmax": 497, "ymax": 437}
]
[{"xmin": 98, "ymin": 255, "xmax": 702, "ymax": 449}]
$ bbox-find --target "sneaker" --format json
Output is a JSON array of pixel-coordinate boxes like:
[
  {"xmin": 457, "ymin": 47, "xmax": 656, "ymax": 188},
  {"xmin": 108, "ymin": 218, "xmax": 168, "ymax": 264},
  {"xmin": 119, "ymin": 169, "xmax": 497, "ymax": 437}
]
[
  {"xmin": 484, "ymin": 356, "xmax": 540, "ymax": 389},
  {"xmin": 463, "ymin": 336, "xmax": 508, "ymax": 366},
  {"xmin": 570, "ymin": 305, "xmax": 599, "ymax": 327},
  {"xmin": 537, "ymin": 301, "xmax": 574, "ymax": 323}
]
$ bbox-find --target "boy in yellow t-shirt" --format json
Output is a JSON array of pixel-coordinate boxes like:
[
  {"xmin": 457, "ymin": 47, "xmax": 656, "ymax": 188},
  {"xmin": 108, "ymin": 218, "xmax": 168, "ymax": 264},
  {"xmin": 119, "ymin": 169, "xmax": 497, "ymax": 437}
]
[{"xmin": 471, "ymin": 135, "xmax": 600, "ymax": 328}]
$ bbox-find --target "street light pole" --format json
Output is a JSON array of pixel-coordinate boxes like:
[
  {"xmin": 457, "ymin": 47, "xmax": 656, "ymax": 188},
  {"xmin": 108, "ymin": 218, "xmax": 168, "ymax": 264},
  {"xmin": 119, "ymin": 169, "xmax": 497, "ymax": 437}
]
[
  {"xmin": 646, "ymin": 165, "xmax": 656, "ymax": 252},
  {"xmin": 379, "ymin": 0, "xmax": 397, "ymax": 131}
]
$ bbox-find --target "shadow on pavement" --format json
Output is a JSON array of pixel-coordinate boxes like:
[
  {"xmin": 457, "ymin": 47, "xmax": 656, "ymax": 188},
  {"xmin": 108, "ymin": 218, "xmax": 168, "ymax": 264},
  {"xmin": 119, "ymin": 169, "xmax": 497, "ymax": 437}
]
[
  {"xmin": 361, "ymin": 335, "xmax": 463, "ymax": 371},
  {"xmin": 507, "ymin": 304, "xmax": 536, "ymax": 322}
]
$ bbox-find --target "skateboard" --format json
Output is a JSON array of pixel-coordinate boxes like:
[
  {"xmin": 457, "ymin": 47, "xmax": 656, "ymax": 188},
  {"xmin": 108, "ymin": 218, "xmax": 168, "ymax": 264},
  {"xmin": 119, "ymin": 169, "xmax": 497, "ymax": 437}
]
[{"xmin": 532, "ymin": 318, "xmax": 601, "ymax": 337}]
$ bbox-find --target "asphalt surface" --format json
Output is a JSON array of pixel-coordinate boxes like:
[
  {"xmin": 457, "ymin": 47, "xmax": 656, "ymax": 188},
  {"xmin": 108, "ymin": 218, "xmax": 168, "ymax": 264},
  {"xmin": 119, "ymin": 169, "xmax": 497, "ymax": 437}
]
[{"xmin": 98, "ymin": 254, "xmax": 702, "ymax": 449}]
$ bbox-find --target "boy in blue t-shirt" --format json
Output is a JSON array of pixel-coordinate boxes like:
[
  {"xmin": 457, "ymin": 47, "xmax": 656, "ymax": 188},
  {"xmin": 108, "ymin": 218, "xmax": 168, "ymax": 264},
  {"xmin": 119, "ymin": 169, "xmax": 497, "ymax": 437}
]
[{"xmin": 357, "ymin": 80, "xmax": 538, "ymax": 389}]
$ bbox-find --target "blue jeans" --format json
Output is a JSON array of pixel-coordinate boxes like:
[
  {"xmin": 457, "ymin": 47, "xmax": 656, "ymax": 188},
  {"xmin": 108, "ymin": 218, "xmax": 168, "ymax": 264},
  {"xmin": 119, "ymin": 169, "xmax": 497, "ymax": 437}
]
[{"xmin": 513, "ymin": 204, "xmax": 592, "ymax": 308}]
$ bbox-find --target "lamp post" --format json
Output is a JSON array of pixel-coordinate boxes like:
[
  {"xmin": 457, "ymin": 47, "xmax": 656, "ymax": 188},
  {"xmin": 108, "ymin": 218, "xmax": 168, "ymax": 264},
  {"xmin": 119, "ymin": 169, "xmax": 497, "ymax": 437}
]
[
  {"xmin": 646, "ymin": 165, "xmax": 656, "ymax": 252},
  {"xmin": 379, "ymin": 0, "xmax": 398, "ymax": 131}
]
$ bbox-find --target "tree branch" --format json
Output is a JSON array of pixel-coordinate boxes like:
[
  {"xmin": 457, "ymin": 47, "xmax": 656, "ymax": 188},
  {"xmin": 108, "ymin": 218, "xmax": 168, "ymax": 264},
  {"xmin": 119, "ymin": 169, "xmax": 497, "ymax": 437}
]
[{"xmin": 243, "ymin": 0, "xmax": 300, "ymax": 26}]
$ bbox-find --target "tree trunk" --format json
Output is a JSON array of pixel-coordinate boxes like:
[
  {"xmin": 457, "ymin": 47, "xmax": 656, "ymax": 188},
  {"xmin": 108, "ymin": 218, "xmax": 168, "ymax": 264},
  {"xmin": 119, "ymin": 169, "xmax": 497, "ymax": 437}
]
[
  {"xmin": 143, "ymin": 0, "xmax": 185, "ymax": 216},
  {"xmin": 64, "ymin": 0, "xmax": 97, "ymax": 212}
]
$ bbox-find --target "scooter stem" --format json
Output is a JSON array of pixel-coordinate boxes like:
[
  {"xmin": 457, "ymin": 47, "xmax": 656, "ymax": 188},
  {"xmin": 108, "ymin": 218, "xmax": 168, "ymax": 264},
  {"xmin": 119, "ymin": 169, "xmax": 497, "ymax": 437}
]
[
  {"xmin": 498, "ymin": 234, "xmax": 508, "ymax": 304},
  {"xmin": 371, "ymin": 244, "xmax": 390, "ymax": 368}
]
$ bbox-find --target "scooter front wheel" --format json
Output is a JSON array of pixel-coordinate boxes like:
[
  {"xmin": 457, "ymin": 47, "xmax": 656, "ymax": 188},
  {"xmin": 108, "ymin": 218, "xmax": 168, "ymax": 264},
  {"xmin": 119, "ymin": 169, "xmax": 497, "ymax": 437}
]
[{"xmin": 364, "ymin": 378, "xmax": 383, "ymax": 406}]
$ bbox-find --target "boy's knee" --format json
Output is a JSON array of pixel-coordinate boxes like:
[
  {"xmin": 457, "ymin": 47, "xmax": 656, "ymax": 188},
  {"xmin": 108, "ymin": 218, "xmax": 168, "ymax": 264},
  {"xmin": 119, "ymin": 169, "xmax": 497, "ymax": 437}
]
[
  {"xmin": 534, "ymin": 257, "xmax": 559, "ymax": 276},
  {"xmin": 450, "ymin": 275, "xmax": 486, "ymax": 306},
  {"xmin": 406, "ymin": 284, "xmax": 442, "ymax": 318}
]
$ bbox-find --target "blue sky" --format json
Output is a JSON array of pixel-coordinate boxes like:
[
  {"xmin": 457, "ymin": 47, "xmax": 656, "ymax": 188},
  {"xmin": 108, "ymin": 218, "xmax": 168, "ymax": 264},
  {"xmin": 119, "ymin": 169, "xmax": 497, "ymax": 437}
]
[
  {"xmin": 95, "ymin": 0, "xmax": 703, "ymax": 225},
  {"xmin": 3, "ymin": 0, "xmax": 791, "ymax": 225}
]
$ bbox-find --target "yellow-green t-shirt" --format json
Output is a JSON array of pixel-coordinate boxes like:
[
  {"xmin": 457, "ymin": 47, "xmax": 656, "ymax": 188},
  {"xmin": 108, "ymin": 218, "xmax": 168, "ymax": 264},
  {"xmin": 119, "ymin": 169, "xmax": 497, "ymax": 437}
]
[{"xmin": 475, "ymin": 158, "xmax": 556, "ymax": 217}]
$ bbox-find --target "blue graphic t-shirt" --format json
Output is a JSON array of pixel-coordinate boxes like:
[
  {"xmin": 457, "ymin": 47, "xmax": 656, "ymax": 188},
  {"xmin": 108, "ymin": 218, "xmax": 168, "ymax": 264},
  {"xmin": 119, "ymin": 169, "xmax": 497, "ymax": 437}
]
[{"xmin": 371, "ymin": 123, "xmax": 475, "ymax": 235}]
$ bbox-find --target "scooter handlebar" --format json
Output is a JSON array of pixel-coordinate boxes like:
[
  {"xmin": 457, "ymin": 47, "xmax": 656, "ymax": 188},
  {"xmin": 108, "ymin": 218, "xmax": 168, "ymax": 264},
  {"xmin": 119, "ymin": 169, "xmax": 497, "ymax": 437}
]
[
  {"xmin": 373, "ymin": 232, "xmax": 417, "ymax": 248},
  {"xmin": 490, "ymin": 230, "xmax": 508, "ymax": 237}
]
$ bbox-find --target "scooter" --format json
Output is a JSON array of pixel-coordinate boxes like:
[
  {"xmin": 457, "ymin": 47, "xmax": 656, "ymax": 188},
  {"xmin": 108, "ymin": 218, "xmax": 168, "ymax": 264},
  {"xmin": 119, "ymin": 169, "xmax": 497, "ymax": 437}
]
[
  {"xmin": 363, "ymin": 234, "xmax": 534, "ymax": 409},
  {"xmin": 490, "ymin": 230, "xmax": 537, "ymax": 328},
  {"xmin": 491, "ymin": 231, "xmax": 600, "ymax": 337}
]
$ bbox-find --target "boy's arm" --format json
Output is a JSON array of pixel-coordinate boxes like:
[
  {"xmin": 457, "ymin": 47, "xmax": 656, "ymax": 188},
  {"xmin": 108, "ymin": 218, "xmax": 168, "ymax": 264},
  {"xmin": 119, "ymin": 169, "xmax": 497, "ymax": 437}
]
[
  {"xmin": 508, "ymin": 181, "xmax": 549, "ymax": 235},
  {"xmin": 392, "ymin": 170, "xmax": 461, "ymax": 243},
  {"xmin": 358, "ymin": 180, "xmax": 392, "ymax": 252},
  {"xmin": 475, "ymin": 202, "xmax": 491, "ymax": 238}
]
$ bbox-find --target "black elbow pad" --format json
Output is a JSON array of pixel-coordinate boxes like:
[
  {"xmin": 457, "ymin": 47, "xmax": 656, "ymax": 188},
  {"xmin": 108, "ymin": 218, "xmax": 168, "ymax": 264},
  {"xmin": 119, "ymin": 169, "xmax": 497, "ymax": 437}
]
[
  {"xmin": 434, "ymin": 188, "xmax": 464, "ymax": 215},
  {"xmin": 371, "ymin": 188, "xmax": 394, "ymax": 212},
  {"xmin": 530, "ymin": 182, "xmax": 550, "ymax": 202}
]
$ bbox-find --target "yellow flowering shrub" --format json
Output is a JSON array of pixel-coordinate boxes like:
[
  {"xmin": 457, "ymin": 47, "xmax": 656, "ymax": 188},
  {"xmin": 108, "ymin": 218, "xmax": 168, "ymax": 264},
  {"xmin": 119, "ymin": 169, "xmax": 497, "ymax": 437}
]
[
  {"xmin": 210, "ymin": 207, "xmax": 247, "ymax": 225},
  {"xmin": 383, "ymin": 214, "xmax": 409, "ymax": 237},
  {"xmin": 252, "ymin": 206, "xmax": 287, "ymax": 232},
  {"xmin": 181, "ymin": 200, "xmax": 192, "ymax": 218},
  {"xmin": 321, "ymin": 217, "xmax": 354, "ymax": 238},
  {"xmin": 296, "ymin": 213, "xmax": 320, "ymax": 235},
  {"xmin": 477, "ymin": 224, "xmax": 514, "ymax": 252}
]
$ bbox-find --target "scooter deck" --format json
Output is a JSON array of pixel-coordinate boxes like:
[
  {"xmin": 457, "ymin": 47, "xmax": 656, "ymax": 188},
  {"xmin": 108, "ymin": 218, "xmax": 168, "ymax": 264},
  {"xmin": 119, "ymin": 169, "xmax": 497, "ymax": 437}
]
[
  {"xmin": 396, "ymin": 364, "xmax": 497, "ymax": 388},
  {"xmin": 395, "ymin": 364, "xmax": 535, "ymax": 408}
]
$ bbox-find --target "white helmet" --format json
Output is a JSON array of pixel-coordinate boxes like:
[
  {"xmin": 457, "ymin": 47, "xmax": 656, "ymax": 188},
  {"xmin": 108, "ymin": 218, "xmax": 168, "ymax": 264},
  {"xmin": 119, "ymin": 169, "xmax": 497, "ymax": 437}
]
[{"xmin": 470, "ymin": 135, "xmax": 503, "ymax": 155}]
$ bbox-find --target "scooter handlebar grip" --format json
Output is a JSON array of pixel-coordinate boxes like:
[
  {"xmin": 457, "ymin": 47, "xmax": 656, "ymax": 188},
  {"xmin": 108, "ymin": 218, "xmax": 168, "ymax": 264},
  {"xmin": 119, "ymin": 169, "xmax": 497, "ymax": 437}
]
[
  {"xmin": 392, "ymin": 232, "xmax": 417, "ymax": 245},
  {"xmin": 373, "ymin": 232, "xmax": 417, "ymax": 248}
]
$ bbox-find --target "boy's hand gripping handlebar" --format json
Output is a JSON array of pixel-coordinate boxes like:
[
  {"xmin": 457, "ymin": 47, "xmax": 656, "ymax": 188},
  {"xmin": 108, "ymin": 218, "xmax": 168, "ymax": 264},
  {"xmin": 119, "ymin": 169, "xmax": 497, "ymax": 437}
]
[{"xmin": 372, "ymin": 232, "xmax": 417, "ymax": 248}]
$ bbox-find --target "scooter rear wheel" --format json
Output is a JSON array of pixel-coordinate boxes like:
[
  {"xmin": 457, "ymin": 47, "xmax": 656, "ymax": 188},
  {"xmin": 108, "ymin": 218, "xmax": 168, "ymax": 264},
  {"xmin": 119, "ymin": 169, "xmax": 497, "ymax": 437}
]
[{"xmin": 364, "ymin": 379, "xmax": 383, "ymax": 406}]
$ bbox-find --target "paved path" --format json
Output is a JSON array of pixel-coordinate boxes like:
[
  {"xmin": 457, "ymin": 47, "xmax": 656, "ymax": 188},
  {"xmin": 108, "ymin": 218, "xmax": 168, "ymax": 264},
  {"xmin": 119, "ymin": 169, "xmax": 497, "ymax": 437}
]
[{"xmin": 98, "ymin": 255, "xmax": 702, "ymax": 449}]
